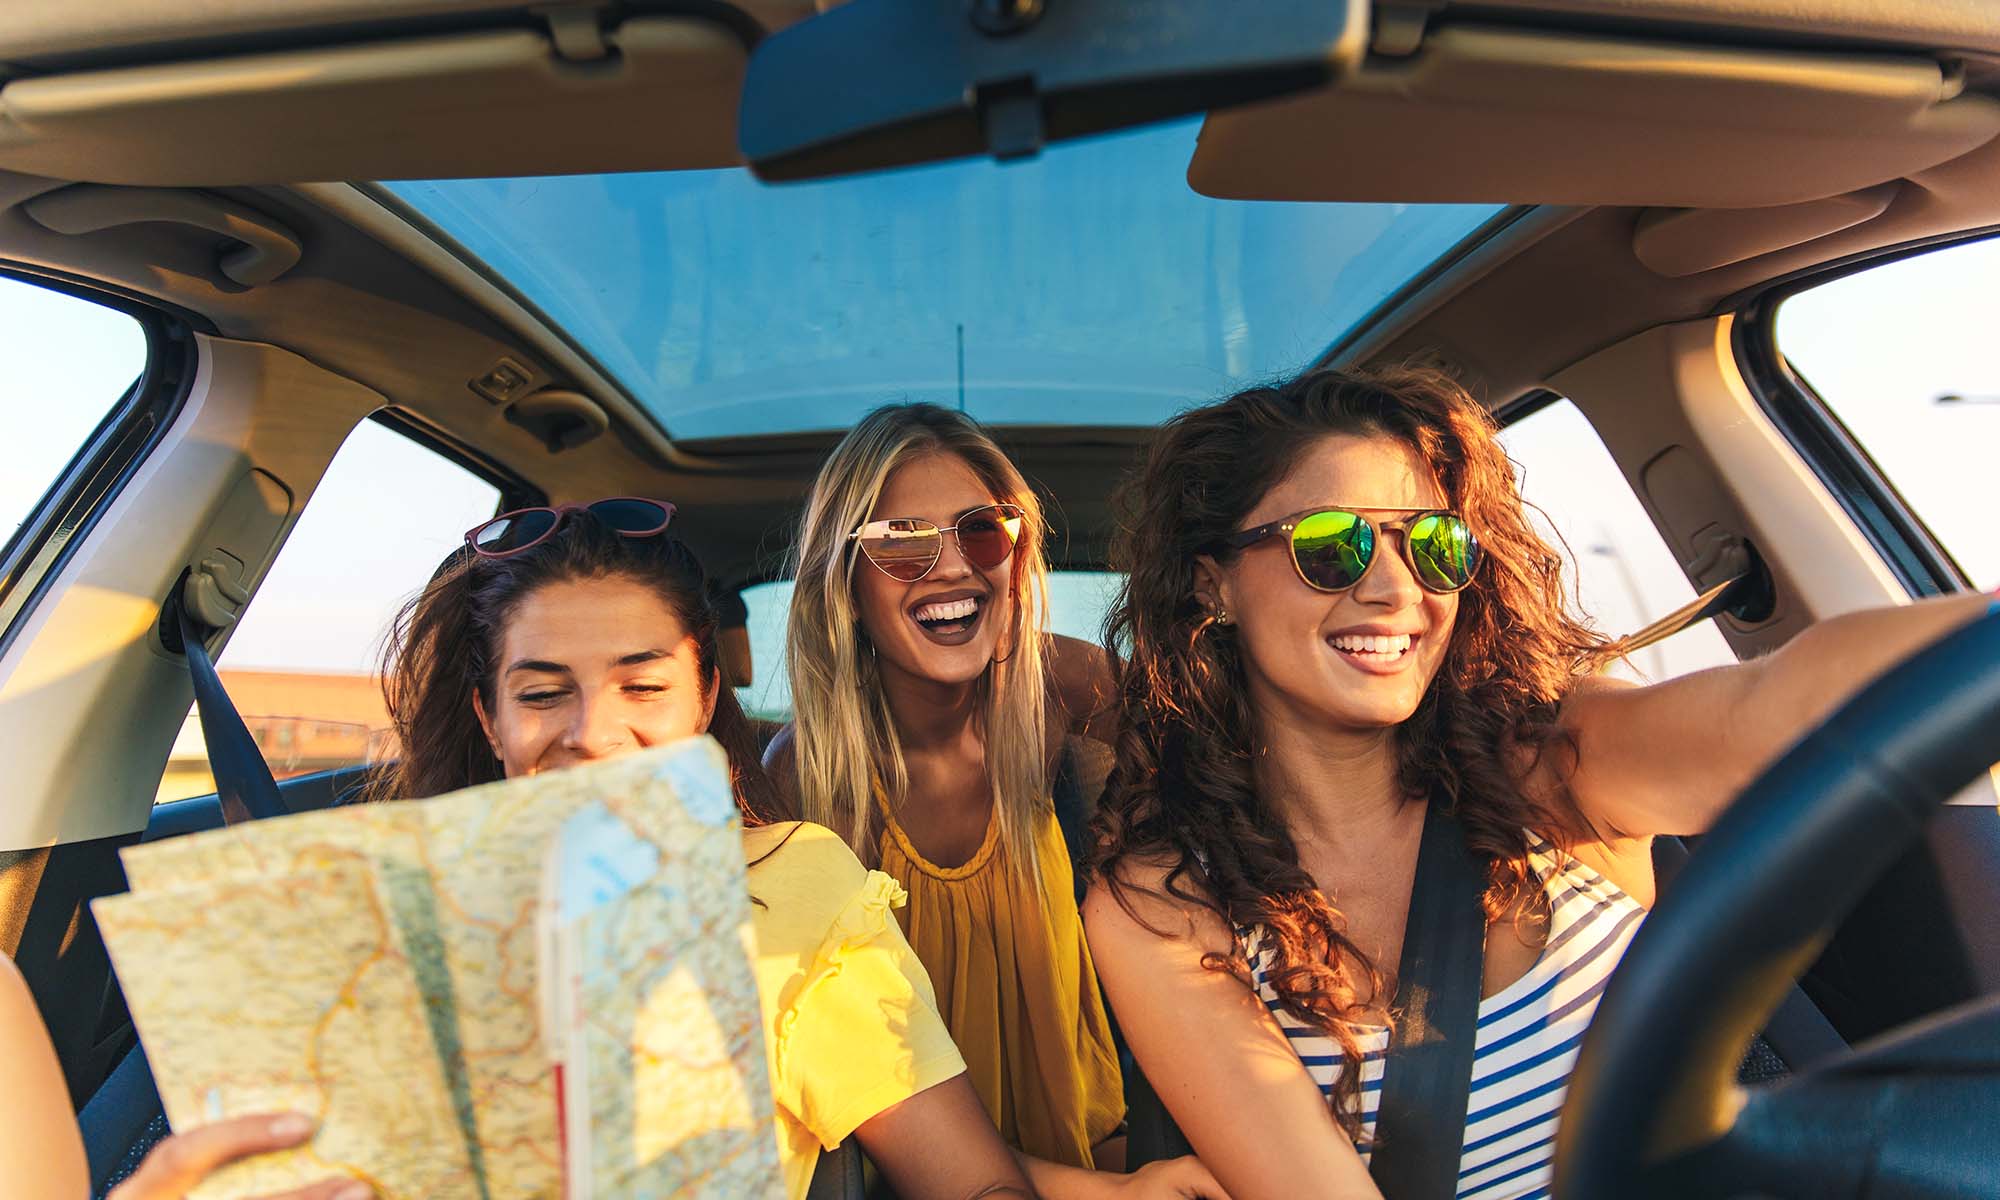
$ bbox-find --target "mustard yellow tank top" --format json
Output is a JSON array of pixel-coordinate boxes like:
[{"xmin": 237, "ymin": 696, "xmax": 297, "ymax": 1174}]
[{"xmin": 874, "ymin": 789, "xmax": 1124, "ymax": 1168}]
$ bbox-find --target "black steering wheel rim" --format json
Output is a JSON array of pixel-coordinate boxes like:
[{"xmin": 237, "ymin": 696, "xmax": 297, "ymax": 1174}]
[{"xmin": 1554, "ymin": 609, "xmax": 2000, "ymax": 1199}]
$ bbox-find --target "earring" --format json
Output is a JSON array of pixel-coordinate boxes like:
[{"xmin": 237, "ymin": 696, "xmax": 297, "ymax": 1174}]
[{"xmin": 1208, "ymin": 604, "xmax": 1232, "ymax": 626}]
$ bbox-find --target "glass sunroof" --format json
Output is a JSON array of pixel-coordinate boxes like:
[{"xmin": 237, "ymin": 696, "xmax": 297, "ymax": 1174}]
[{"xmin": 387, "ymin": 120, "xmax": 1503, "ymax": 441}]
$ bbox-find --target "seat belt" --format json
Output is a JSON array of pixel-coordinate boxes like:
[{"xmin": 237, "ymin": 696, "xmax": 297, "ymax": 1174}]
[
  {"xmin": 167, "ymin": 572, "xmax": 285, "ymax": 825},
  {"xmin": 1123, "ymin": 799, "xmax": 1489, "ymax": 1189},
  {"xmin": 1367, "ymin": 797, "xmax": 1487, "ymax": 1200}
]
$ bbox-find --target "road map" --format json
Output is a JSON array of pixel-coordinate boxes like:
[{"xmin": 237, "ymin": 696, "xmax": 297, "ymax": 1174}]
[{"xmin": 95, "ymin": 736, "xmax": 783, "ymax": 1199}]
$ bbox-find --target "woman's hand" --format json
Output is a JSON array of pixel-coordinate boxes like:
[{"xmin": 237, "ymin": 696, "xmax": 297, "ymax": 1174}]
[
  {"xmin": 107, "ymin": 1113, "xmax": 371, "ymax": 1200},
  {"xmin": 1118, "ymin": 1155, "xmax": 1235, "ymax": 1199}
]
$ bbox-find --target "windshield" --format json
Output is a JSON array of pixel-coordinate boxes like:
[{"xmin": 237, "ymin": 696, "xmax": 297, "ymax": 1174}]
[{"xmin": 386, "ymin": 119, "xmax": 1503, "ymax": 442}]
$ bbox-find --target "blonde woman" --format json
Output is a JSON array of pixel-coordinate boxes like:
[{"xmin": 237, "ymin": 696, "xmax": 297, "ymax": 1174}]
[{"xmin": 772, "ymin": 404, "xmax": 1214, "ymax": 1197}]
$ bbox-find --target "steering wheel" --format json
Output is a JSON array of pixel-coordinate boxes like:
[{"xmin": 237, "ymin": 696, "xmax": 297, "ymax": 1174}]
[{"xmin": 1554, "ymin": 610, "xmax": 2000, "ymax": 1199}]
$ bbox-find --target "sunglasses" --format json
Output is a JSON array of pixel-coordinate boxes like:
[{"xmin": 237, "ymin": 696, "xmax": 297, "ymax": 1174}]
[
  {"xmin": 465, "ymin": 497, "xmax": 676, "ymax": 559},
  {"xmin": 1217, "ymin": 506, "xmax": 1481, "ymax": 595},
  {"xmin": 849, "ymin": 503, "xmax": 1026, "ymax": 582}
]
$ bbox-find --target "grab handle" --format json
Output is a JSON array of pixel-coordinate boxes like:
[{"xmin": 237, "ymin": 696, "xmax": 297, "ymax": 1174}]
[{"xmin": 23, "ymin": 185, "xmax": 303, "ymax": 286}]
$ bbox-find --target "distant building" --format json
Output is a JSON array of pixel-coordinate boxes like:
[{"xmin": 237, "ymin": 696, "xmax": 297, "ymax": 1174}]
[{"xmin": 157, "ymin": 670, "xmax": 396, "ymax": 804}]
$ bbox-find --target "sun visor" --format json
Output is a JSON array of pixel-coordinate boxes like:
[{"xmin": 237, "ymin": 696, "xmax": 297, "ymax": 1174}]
[
  {"xmin": 1189, "ymin": 25, "xmax": 2000, "ymax": 209},
  {"xmin": 0, "ymin": 17, "xmax": 752, "ymax": 186}
]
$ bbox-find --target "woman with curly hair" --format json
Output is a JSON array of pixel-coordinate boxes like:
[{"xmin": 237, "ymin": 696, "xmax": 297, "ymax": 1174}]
[{"xmin": 1083, "ymin": 365, "xmax": 1993, "ymax": 1200}]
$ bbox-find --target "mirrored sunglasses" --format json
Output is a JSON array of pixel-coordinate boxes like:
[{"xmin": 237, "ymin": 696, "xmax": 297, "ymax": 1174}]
[
  {"xmin": 849, "ymin": 503, "xmax": 1026, "ymax": 582},
  {"xmin": 1217, "ymin": 506, "xmax": 1480, "ymax": 595}
]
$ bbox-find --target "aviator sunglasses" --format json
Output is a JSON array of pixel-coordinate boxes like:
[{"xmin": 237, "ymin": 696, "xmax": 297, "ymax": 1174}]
[
  {"xmin": 465, "ymin": 497, "xmax": 676, "ymax": 559},
  {"xmin": 1216, "ymin": 506, "xmax": 1481, "ymax": 595},
  {"xmin": 849, "ymin": 503, "xmax": 1026, "ymax": 582}
]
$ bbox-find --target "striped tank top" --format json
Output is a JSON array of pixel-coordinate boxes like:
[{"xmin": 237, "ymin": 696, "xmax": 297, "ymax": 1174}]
[{"xmin": 1243, "ymin": 836, "xmax": 1646, "ymax": 1200}]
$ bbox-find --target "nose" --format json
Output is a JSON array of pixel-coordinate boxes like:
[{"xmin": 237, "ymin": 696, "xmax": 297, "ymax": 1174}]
[
  {"xmin": 561, "ymin": 692, "xmax": 627, "ymax": 757},
  {"xmin": 1350, "ymin": 531, "xmax": 1424, "ymax": 611},
  {"xmin": 928, "ymin": 528, "xmax": 975, "ymax": 581}
]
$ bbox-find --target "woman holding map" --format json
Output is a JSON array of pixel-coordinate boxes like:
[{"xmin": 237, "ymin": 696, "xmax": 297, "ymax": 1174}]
[{"xmin": 369, "ymin": 501, "xmax": 1227, "ymax": 1200}]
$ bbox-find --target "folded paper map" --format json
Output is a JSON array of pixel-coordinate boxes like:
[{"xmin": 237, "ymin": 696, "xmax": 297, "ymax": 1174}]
[{"xmin": 94, "ymin": 736, "xmax": 784, "ymax": 1200}]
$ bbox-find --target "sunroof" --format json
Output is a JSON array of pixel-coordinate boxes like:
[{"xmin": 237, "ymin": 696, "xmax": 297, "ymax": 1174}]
[{"xmin": 386, "ymin": 120, "xmax": 1502, "ymax": 442}]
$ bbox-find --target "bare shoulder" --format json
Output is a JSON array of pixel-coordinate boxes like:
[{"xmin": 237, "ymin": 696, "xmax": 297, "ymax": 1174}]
[
  {"xmin": 1082, "ymin": 852, "xmax": 1235, "ymax": 957},
  {"xmin": 1558, "ymin": 670, "xmax": 1643, "ymax": 722},
  {"xmin": 1046, "ymin": 633, "xmax": 1117, "ymax": 742},
  {"xmin": 761, "ymin": 721, "xmax": 800, "ymax": 807}
]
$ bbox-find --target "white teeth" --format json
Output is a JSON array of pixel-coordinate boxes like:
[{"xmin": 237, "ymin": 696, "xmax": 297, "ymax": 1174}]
[
  {"xmin": 1331, "ymin": 633, "xmax": 1412, "ymax": 656},
  {"xmin": 914, "ymin": 597, "xmax": 980, "ymax": 623}
]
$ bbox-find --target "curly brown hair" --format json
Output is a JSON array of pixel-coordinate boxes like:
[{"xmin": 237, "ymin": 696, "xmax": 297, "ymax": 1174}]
[{"xmin": 1092, "ymin": 364, "xmax": 1616, "ymax": 1135}]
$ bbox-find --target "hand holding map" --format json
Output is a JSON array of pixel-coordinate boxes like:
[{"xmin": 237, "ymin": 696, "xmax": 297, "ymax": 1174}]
[{"xmin": 94, "ymin": 736, "xmax": 784, "ymax": 1200}]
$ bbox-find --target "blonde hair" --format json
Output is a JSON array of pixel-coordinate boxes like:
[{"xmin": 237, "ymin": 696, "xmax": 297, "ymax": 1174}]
[{"xmin": 786, "ymin": 403, "xmax": 1051, "ymax": 890}]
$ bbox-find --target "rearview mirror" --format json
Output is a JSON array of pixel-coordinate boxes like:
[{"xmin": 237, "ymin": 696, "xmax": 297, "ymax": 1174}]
[{"xmin": 739, "ymin": 0, "xmax": 1366, "ymax": 182}]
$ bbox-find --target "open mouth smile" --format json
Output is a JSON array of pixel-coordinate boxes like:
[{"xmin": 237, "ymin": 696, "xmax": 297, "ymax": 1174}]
[
  {"xmin": 909, "ymin": 591, "xmax": 986, "ymax": 645},
  {"xmin": 1327, "ymin": 631, "xmax": 1418, "ymax": 673}
]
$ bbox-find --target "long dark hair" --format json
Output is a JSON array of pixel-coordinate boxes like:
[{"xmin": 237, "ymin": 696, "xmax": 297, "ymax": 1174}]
[
  {"xmin": 364, "ymin": 513, "xmax": 781, "ymax": 821},
  {"xmin": 1093, "ymin": 365, "xmax": 1615, "ymax": 1133}
]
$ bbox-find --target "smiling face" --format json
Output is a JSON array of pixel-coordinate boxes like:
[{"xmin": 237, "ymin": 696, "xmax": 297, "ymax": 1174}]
[
  {"xmin": 1202, "ymin": 433, "xmax": 1462, "ymax": 736},
  {"xmin": 852, "ymin": 451, "xmax": 1017, "ymax": 688},
  {"xmin": 472, "ymin": 575, "xmax": 716, "ymax": 778}
]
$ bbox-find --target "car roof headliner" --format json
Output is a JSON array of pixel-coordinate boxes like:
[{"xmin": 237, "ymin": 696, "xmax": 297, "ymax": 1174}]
[{"xmin": 3, "ymin": 0, "xmax": 2000, "ymax": 592}]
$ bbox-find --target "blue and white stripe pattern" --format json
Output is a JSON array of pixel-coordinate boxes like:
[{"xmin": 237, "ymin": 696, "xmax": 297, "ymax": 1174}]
[{"xmin": 1243, "ymin": 836, "xmax": 1646, "ymax": 1200}]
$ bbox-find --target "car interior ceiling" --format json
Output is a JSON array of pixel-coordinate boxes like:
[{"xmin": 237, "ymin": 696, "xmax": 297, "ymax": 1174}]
[{"xmin": 0, "ymin": 0, "xmax": 1995, "ymax": 1173}]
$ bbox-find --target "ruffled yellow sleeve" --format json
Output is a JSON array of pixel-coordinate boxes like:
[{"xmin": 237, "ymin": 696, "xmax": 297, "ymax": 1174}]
[{"xmin": 768, "ymin": 869, "xmax": 968, "ymax": 1149}]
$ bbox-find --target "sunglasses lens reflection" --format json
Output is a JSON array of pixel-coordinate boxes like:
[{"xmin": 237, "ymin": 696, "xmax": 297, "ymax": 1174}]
[
  {"xmin": 1291, "ymin": 509, "xmax": 1375, "ymax": 591},
  {"xmin": 1408, "ymin": 514, "xmax": 1480, "ymax": 592},
  {"xmin": 473, "ymin": 509, "xmax": 557, "ymax": 555},
  {"xmin": 957, "ymin": 507, "xmax": 1023, "ymax": 570},
  {"xmin": 861, "ymin": 520, "xmax": 943, "ymax": 581}
]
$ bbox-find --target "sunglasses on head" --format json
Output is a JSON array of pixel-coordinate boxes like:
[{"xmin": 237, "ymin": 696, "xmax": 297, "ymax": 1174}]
[
  {"xmin": 1217, "ymin": 506, "xmax": 1481, "ymax": 595},
  {"xmin": 849, "ymin": 503, "xmax": 1026, "ymax": 582},
  {"xmin": 465, "ymin": 497, "xmax": 676, "ymax": 559}
]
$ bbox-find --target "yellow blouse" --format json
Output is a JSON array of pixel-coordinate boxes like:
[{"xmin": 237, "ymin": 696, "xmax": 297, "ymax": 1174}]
[
  {"xmin": 744, "ymin": 821, "xmax": 969, "ymax": 1200},
  {"xmin": 875, "ymin": 791, "xmax": 1124, "ymax": 1168}
]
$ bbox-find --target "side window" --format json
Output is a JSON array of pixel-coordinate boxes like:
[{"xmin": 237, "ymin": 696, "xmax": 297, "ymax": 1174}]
[
  {"xmin": 0, "ymin": 276, "xmax": 149, "ymax": 554},
  {"xmin": 732, "ymin": 569, "xmax": 1125, "ymax": 723},
  {"xmin": 1497, "ymin": 399, "xmax": 1738, "ymax": 683},
  {"xmin": 1775, "ymin": 236, "xmax": 2000, "ymax": 590},
  {"xmin": 157, "ymin": 420, "xmax": 502, "ymax": 803}
]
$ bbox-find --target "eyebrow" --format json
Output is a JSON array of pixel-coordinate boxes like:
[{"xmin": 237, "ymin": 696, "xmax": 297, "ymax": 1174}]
[
  {"xmin": 505, "ymin": 659, "xmax": 570, "ymax": 676},
  {"xmin": 504, "ymin": 649, "xmax": 666, "ymax": 676}
]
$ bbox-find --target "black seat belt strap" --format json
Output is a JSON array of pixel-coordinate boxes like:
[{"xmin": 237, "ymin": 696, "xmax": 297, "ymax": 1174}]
[
  {"xmin": 169, "ymin": 574, "xmax": 284, "ymax": 825},
  {"xmin": 1368, "ymin": 798, "xmax": 1487, "ymax": 1199}
]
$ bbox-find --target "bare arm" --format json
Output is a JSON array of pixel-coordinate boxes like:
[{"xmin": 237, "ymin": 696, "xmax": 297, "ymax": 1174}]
[
  {"xmin": 854, "ymin": 1075, "xmax": 1038, "ymax": 1199},
  {"xmin": 1019, "ymin": 1148, "xmax": 1232, "ymax": 1200},
  {"xmin": 856, "ymin": 1061, "xmax": 1231, "ymax": 1200},
  {"xmin": 763, "ymin": 721, "xmax": 801, "ymax": 814},
  {"xmin": 1049, "ymin": 635, "xmax": 1119, "ymax": 746},
  {"xmin": 1081, "ymin": 872, "xmax": 1381, "ymax": 1200},
  {"xmin": 0, "ymin": 955, "xmax": 88, "ymax": 1199},
  {"xmin": 1554, "ymin": 592, "xmax": 1994, "ymax": 839}
]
